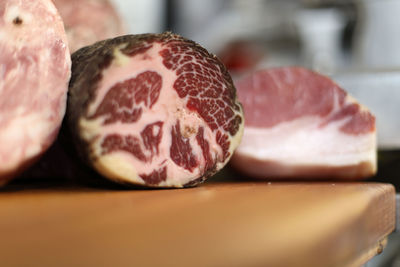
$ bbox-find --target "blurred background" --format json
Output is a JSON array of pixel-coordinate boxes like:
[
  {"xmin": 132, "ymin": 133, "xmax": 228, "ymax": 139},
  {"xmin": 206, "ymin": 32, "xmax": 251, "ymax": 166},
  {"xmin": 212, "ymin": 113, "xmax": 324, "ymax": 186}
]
[{"xmin": 111, "ymin": 1, "xmax": 400, "ymax": 266}]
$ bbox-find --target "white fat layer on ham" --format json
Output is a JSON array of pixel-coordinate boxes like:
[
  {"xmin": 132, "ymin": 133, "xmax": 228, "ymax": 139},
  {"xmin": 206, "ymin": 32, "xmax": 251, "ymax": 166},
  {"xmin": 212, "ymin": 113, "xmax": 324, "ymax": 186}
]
[
  {"xmin": 81, "ymin": 43, "xmax": 237, "ymax": 187},
  {"xmin": 0, "ymin": 0, "xmax": 70, "ymax": 177},
  {"xmin": 236, "ymin": 115, "xmax": 376, "ymax": 168}
]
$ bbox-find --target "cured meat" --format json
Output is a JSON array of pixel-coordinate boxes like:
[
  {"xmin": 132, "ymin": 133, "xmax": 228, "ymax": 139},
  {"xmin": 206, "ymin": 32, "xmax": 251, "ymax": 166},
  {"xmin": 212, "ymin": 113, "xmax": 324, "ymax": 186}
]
[
  {"xmin": 0, "ymin": 0, "xmax": 71, "ymax": 185},
  {"xmin": 53, "ymin": 0, "xmax": 125, "ymax": 53},
  {"xmin": 231, "ymin": 67, "xmax": 376, "ymax": 179},
  {"xmin": 66, "ymin": 33, "xmax": 244, "ymax": 187}
]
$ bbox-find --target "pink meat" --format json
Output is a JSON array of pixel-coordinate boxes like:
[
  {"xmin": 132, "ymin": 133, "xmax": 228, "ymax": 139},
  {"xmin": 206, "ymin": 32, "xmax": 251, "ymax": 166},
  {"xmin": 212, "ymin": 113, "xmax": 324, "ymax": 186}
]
[
  {"xmin": 231, "ymin": 67, "xmax": 377, "ymax": 179},
  {"xmin": 53, "ymin": 0, "xmax": 125, "ymax": 53},
  {"xmin": 66, "ymin": 33, "xmax": 244, "ymax": 188},
  {"xmin": 0, "ymin": 0, "xmax": 71, "ymax": 185}
]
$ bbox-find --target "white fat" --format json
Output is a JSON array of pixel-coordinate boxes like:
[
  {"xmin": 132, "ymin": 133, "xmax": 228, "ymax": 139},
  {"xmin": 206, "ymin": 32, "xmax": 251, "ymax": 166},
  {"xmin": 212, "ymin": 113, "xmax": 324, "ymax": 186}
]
[
  {"xmin": 112, "ymin": 44, "xmax": 130, "ymax": 66},
  {"xmin": 81, "ymin": 43, "xmax": 239, "ymax": 187},
  {"xmin": 4, "ymin": 5, "xmax": 33, "ymax": 25},
  {"xmin": 79, "ymin": 117, "xmax": 104, "ymax": 141},
  {"xmin": 93, "ymin": 154, "xmax": 142, "ymax": 184},
  {"xmin": 236, "ymin": 116, "xmax": 376, "ymax": 167},
  {"xmin": 4, "ymin": 6, "xmax": 20, "ymax": 22}
]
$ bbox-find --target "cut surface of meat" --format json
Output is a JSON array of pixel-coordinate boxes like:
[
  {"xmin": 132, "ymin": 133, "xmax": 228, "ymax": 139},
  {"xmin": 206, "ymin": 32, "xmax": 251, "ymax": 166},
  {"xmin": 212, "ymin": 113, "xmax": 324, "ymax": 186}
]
[
  {"xmin": 0, "ymin": 0, "xmax": 71, "ymax": 184},
  {"xmin": 53, "ymin": 0, "xmax": 126, "ymax": 53},
  {"xmin": 67, "ymin": 33, "xmax": 244, "ymax": 187},
  {"xmin": 231, "ymin": 67, "xmax": 376, "ymax": 179}
]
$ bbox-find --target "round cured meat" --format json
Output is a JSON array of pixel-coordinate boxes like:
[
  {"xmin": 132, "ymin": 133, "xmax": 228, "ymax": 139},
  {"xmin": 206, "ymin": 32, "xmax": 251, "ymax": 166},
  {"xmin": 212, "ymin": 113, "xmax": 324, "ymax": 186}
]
[{"xmin": 66, "ymin": 33, "xmax": 244, "ymax": 187}]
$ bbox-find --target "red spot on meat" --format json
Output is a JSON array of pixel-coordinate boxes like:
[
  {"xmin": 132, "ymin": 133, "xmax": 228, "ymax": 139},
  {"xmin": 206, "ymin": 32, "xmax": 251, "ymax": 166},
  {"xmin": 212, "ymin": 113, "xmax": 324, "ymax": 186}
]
[
  {"xmin": 101, "ymin": 134, "xmax": 146, "ymax": 162},
  {"xmin": 91, "ymin": 71, "xmax": 162, "ymax": 124},
  {"xmin": 196, "ymin": 127, "xmax": 213, "ymax": 170},
  {"xmin": 218, "ymin": 40, "xmax": 263, "ymax": 72},
  {"xmin": 170, "ymin": 121, "xmax": 198, "ymax": 172},
  {"xmin": 140, "ymin": 166, "xmax": 167, "ymax": 185},
  {"xmin": 141, "ymin": 121, "xmax": 163, "ymax": 157}
]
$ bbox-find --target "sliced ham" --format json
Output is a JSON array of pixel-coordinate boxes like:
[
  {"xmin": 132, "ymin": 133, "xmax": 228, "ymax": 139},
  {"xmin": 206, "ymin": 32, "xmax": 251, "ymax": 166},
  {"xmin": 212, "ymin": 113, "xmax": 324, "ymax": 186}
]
[
  {"xmin": 0, "ymin": 0, "xmax": 71, "ymax": 185},
  {"xmin": 65, "ymin": 33, "xmax": 244, "ymax": 187},
  {"xmin": 53, "ymin": 0, "xmax": 126, "ymax": 53},
  {"xmin": 231, "ymin": 67, "xmax": 376, "ymax": 179}
]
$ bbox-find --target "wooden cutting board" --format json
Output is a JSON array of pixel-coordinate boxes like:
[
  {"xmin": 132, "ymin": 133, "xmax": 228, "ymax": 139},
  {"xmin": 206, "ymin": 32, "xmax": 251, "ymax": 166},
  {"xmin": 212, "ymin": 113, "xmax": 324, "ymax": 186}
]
[{"xmin": 0, "ymin": 181, "xmax": 395, "ymax": 267}]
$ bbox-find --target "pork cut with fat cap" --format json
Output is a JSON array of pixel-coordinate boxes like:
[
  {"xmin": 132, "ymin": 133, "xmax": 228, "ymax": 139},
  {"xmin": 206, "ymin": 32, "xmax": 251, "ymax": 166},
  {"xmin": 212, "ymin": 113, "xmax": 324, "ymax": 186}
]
[
  {"xmin": 53, "ymin": 0, "xmax": 126, "ymax": 53},
  {"xmin": 0, "ymin": 0, "xmax": 71, "ymax": 185},
  {"xmin": 66, "ymin": 33, "xmax": 244, "ymax": 188},
  {"xmin": 231, "ymin": 67, "xmax": 376, "ymax": 179}
]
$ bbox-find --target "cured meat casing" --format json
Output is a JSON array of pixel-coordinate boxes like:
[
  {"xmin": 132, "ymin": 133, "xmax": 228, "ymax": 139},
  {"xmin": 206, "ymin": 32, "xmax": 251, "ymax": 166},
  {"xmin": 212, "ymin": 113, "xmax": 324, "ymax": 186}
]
[
  {"xmin": 0, "ymin": 0, "xmax": 71, "ymax": 185},
  {"xmin": 231, "ymin": 67, "xmax": 376, "ymax": 179},
  {"xmin": 53, "ymin": 0, "xmax": 126, "ymax": 53},
  {"xmin": 67, "ymin": 33, "xmax": 244, "ymax": 188}
]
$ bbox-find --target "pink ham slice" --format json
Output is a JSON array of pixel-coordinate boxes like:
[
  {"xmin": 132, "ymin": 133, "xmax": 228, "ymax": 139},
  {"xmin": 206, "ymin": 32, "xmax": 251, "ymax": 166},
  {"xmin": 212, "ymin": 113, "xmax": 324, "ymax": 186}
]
[
  {"xmin": 0, "ymin": 0, "xmax": 71, "ymax": 185},
  {"xmin": 53, "ymin": 0, "xmax": 126, "ymax": 53},
  {"xmin": 231, "ymin": 67, "xmax": 376, "ymax": 179},
  {"xmin": 66, "ymin": 33, "xmax": 244, "ymax": 187}
]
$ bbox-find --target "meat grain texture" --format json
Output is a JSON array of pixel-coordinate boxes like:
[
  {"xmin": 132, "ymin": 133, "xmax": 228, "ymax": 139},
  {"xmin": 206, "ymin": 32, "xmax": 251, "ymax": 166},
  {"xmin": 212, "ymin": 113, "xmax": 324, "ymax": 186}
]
[
  {"xmin": 53, "ymin": 0, "xmax": 126, "ymax": 53},
  {"xmin": 231, "ymin": 67, "xmax": 377, "ymax": 179},
  {"xmin": 66, "ymin": 33, "xmax": 244, "ymax": 188},
  {"xmin": 0, "ymin": 0, "xmax": 71, "ymax": 185}
]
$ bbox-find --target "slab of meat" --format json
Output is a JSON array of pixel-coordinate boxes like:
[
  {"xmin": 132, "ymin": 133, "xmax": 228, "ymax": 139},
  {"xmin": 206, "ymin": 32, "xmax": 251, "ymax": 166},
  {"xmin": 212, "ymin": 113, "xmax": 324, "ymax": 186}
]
[
  {"xmin": 231, "ymin": 67, "xmax": 376, "ymax": 179},
  {"xmin": 66, "ymin": 33, "xmax": 244, "ymax": 187},
  {"xmin": 53, "ymin": 0, "xmax": 126, "ymax": 53},
  {"xmin": 0, "ymin": 0, "xmax": 71, "ymax": 185}
]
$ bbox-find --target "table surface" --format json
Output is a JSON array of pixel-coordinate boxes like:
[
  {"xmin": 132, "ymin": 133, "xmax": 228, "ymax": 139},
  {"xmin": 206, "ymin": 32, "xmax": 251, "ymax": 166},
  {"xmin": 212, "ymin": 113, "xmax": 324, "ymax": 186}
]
[{"xmin": 0, "ymin": 181, "xmax": 396, "ymax": 267}]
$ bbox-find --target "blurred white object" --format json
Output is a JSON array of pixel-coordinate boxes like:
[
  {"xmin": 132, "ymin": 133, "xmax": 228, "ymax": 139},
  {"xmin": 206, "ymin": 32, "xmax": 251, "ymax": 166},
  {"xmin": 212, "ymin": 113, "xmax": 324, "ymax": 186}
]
[
  {"xmin": 172, "ymin": 0, "xmax": 299, "ymax": 54},
  {"xmin": 295, "ymin": 8, "xmax": 346, "ymax": 75},
  {"xmin": 334, "ymin": 71, "xmax": 400, "ymax": 149},
  {"xmin": 112, "ymin": 0, "xmax": 165, "ymax": 34},
  {"xmin": 355, "ymin": 0, "xmax": 400, "ymax": 68}
]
